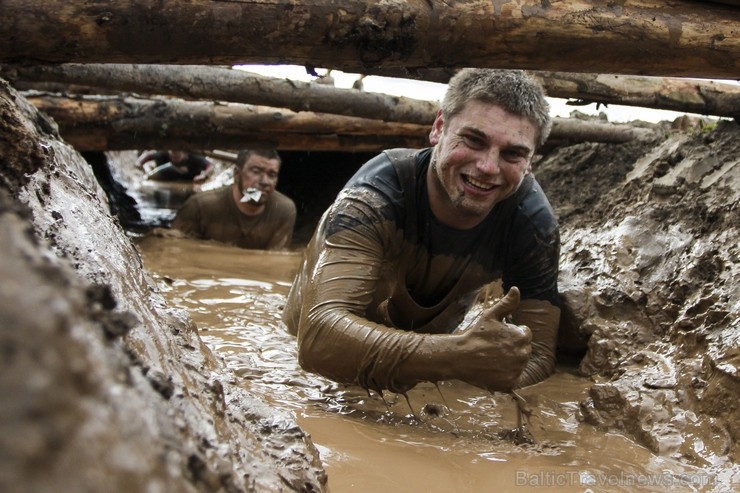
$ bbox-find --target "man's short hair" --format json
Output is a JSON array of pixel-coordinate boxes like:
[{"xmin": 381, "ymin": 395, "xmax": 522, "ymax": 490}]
[
  {"xmin": 441, "ymin": 69, "xmax": 552, "ymax": 147},
  {"xmin": 235, "ymin": 149, "xmax": 282, "ymax": 170}
]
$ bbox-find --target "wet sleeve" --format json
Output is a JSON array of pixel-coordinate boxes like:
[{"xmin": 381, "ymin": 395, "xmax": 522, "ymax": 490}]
[
  {"xmin": 513, "ymin": 299, "xmax": 560, "ymax": 387},
  {"xmin": 294, "ymin": 195, "xmax": 427, "ymax": 393},
  {"xmin": 505, "ymin": 204, "xmax": 560, "ymax": 386}
]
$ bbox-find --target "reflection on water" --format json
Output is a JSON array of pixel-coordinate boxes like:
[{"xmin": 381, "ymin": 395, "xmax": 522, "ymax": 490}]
[{"xmin": 137, "ymin": 236, "xmax": 717, "ymax": 493}]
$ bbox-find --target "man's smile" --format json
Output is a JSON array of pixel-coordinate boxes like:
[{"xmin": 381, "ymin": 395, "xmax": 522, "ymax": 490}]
[{"xmin": 462, "ymin": 174, "xmax": 497, "ymax": 192}]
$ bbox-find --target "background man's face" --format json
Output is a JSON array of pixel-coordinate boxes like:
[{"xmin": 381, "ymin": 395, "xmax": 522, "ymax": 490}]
[{"xmin": 237, "ymin": 155, "xmax": 281, "ymax": 205}]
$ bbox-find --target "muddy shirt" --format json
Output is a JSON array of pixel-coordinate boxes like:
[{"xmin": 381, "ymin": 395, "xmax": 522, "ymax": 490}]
[
  {"xmin": 283, "ymin": 148, "xmax": 559, "ymax": 390},
  {"xmin": 172, "ymin": 186, "xmax": 296, "ymax": 250}
]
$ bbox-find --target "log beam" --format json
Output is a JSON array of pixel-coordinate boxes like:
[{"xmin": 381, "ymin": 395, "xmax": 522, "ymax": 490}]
[
  {"xmin": 534, "ymin": 72, "xmax": 740, "ymax": 120},
  {"xmin": 1, "ymin": 64, "xmax": 439, "ymax": 125},
  {"xmin": 6, "ymin": 64, "xmax": 740, "ymax": 122},
  {"xmin": 1, "ymin": 1, "xmax": 739, "ymax": 78},
  {"xmin": 26, "ymin": 94, "xmax": 431, "ymax": 152},
  {"xmin": 368, "ymin": 67, "xmax": 740, "ymax": 119},
  {"xmin": 25, "ymin": 94, "xmax": 657, "ymax": 152}
]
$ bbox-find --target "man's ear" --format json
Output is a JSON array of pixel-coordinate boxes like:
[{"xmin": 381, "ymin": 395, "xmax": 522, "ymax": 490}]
[{"xmin": 429, "ymin": 109, "xmax": 444, "ymax": 145}]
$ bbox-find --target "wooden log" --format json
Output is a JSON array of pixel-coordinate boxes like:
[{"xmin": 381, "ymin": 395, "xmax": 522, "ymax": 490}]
[
  {"xmin": 1, "ymin": 1, "xmax": 739, "ymax": 78},
  {"xmin": 7, "ymin": 63, "xmax": 740, "ymax": 122},
  {"xmin": 1, "ymin": 64, "xmax": 439, "ymax": 125},
  {"xmin": 360, "ymin": 67, "xmax": 740, "ymax": 119},
  {"xmin": 532, "ymin": 72, "xmax": 740, "ymax": 120},
  {"xmin": 24, "ymin": 93, "xmax": 657, "ymax": 152},
  {"xmin": 26, "ymin": 94, "xmax": 430, "ymax": 136},
  {"xmin": 25, "ymin": 94, "xmax": 431, "ymax": 151}
]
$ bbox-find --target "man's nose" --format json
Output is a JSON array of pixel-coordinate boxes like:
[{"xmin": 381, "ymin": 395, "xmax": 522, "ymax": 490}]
[{"xmin": 477, "ymin": 151, "xmax": 501, "ymax": 174}]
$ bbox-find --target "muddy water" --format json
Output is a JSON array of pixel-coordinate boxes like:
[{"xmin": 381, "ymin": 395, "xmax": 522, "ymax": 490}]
[{"xmin": 136, "ymin": 236, "xmax": 714, "ymax": 493}]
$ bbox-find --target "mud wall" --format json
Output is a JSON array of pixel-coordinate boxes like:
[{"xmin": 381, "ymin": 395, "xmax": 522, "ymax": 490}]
[
  {"xmin": 0, "ymin": 80, "xmax": 326, "ymax": 492},
  {"xmin": 536, "ymin": 121, "xmax": 740, "ymax": 473}
]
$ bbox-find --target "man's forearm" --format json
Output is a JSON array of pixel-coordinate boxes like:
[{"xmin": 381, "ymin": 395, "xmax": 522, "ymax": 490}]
[
  {"xmin": 513, "ymin": 299, "xmax": 560, "ymax": 387},
  {"xmin": 298, "ymin": 307, "xmax": 435, "ymax": 393}
]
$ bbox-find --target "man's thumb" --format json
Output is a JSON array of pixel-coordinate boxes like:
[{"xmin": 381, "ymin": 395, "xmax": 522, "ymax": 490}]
[{"xmin": 489, "ymin": 286, "xmax": 521, "ymax": 321}]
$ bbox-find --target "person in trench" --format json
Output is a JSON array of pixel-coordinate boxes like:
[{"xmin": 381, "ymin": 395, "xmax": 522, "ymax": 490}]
[
  {"xmin": 137, "ymin": 149, "xmax": 214, "ymax": 182},
  {"xmin": 283, "ymin": 68, "xmax": 560, "ymax": 394},
  {"xmin": 172, "ymin": 149, "xmax": 296, "ymax": 250}
]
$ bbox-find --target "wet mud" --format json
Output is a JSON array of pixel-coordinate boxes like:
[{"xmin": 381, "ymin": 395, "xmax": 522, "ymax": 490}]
[{"xmin": 137, "ymin": 236, "xmax": 728, "ymax": 492}]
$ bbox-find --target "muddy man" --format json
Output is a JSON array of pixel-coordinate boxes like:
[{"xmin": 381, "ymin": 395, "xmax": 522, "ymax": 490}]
[
  {"xmin": 173, "ymin": 149, "xmax": 296, "ymax": 250},
  {"xmin": 283, "ymin": 69, "xmax": 560, "ymax": 394}
]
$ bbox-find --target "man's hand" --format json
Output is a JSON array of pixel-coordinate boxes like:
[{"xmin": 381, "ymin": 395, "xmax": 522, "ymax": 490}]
[{"xmin": 451, "ymin": 287, "xmax": 532, "ymax": 392}]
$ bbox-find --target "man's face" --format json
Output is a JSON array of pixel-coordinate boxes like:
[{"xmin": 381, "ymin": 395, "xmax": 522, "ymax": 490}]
[
  {"xmin": 427, "ymin": 100, "xmax": 537, "ymax": 229},
  {"xmin": 236, "ymin": 155, "xmax": 281, "ymax": 205}
]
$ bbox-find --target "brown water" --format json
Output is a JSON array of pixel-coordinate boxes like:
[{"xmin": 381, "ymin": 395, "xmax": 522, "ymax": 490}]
[{"xmin": 136, "ymin": 235, "xmax": 716, "ymax": 493}]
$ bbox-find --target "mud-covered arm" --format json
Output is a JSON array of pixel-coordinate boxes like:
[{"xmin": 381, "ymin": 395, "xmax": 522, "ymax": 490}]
[
  {"xmin": 504, "ymin": 200, "xmax": 560, "ymax": 387},
  {"xmin": 513, "ymin": 299, "xmax": 560, "ymax": 387},
  {"xmin": 293, "ymin": 202, "xmax": 529, "ymax": 393},
  {"xmin": 136, "ymin": 150, "xmax": 159, "ymax": 168}
]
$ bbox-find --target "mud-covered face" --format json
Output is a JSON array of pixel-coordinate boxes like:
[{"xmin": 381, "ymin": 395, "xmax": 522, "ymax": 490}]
[
  {"xmin": 235, "ymin": 155, "xmax": 281, "ymax": 205},
  {"xmin": 427, "ymin": 101, "xmax": 536, "ymax": 229}
]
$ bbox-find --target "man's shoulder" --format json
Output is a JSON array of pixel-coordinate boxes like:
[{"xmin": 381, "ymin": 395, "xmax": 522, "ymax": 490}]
[
  {"xmin": 514, "ymin": 176, "xmax": 559, "ymax": 236},
  {"xmin": 271, "ymin": 191, "xmax": 297, "ymax": 214},
  {"xmin": 345, "ymin": 150, "xmax": 402, "ymax": 189},
  {"xmin": 323, "ymin": 149, "xmax": 427, "ymax": 238},
  {"xmin": 343, "ymin": 147, "xmax": 431, "ymax": 199},
  {"xmin": 183, "ymin": 186, "xmax": 230, "ymax": 207}
]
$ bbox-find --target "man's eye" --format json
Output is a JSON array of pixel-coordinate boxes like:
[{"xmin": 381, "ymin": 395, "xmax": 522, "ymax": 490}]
[
  {"xmin": 462, "ymin": 135, "xmax": 485, "ymax": 149},
  {"xmin": 502, "ymin": 151, "xmax": 527, "ymax": 163}
]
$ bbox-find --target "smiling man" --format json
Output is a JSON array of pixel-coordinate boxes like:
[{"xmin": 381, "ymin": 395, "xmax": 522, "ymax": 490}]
[
  {"xmin": 283, "ymin": 69, "xmax": 560, "ymax": 394},
  {"xmin": 172, "ymin": 149, "xmax": 296, "ymax": 250}
]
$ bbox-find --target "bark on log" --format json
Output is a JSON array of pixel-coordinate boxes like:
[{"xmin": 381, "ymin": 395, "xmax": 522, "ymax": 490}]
[
  {"xmin": 25, "ymin": 93, "xmax": 657, "ymax": 152},
  {"xmin": 1, "ymin": 1, "xmax": 739, "ymax": 78},
  {"xmin": 1, "ymin": 64, "xmax": 439, "ymax": 125}
]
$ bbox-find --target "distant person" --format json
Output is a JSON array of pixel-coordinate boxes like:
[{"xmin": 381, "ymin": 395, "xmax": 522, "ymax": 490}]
[
  {"xmin": 172, "ymin": 149, "xmax": 296, "ymax": 250},
  {"xmin": 137, "ymin": 149, "xmax": 214, "ymax": 182}
]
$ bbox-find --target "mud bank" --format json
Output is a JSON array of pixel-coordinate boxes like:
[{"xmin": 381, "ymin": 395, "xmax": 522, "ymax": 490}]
[
  {"xmin": 0, "ymin": 81, "xmax": 326, "ymax": 492},
  {"xmin": 535, "ymin": 119, "xmax": 739, "ymax": 477}
]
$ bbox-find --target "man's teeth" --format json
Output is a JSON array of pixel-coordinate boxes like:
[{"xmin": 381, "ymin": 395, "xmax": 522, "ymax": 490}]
[{"xmin": 465, "ymin": 175, "xmax": 494, "ymax": 190}]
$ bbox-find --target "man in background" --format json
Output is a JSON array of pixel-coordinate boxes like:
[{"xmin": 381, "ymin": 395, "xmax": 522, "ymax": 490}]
[
  {"xmin": 137, "ymin": 149, "xmax": 214, "ymax": 182},
  {"xmin": 172, "ymin": 149, "xmax": 296, "ymax": 250}
]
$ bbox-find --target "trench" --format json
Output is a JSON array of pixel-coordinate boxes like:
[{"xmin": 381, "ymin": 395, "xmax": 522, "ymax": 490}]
[{"xmin": 134, "ymin": 235, "xmax": 713, "ymax": 493}]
